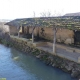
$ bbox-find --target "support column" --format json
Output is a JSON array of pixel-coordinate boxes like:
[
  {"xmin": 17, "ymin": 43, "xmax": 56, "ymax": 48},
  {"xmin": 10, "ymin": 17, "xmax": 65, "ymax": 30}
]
[
  {"xmin": 32, "ymin": 27, "xmax": 35, "ymax": 43},
  {"xmin": 53, "ymin": 28, "xmax": 57, "ymax": 55},
  {"xmin": 18, "ymin": 27, "xmax": 20, "ymax": 37}
]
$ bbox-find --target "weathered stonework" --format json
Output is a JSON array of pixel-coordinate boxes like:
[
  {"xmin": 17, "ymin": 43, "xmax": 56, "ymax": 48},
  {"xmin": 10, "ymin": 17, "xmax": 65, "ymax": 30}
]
[{"xmin": 64, "ymin": 38, "xmax": 74, "ymax": 44}]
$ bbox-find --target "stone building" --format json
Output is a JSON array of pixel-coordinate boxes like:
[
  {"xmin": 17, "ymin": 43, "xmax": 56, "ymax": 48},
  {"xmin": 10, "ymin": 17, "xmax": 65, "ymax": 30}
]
[{"xmin": 5, "ymin": 17, "xmax": 76, "ymax": 44}]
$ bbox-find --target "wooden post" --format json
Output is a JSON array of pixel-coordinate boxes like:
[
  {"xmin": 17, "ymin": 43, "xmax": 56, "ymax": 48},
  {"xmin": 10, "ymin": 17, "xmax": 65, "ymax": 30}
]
[{"xmin": 53, "ymin": 28, "xmax": 57, "ymax": 55}]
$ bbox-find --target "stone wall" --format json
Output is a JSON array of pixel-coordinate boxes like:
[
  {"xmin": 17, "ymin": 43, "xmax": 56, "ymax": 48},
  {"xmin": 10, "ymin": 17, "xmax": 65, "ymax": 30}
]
[
  {"xmin": 8, "ymin": 25, "xmax": 74, "ymax": 44},
  {"xmin": 41, "ymin": 28, "xmax": 74, "ymax": 44},
  {"xmin": 4, "ymin": 36, "xmax": 79, "ymax": 79},
  {"xmin": 9, "ymin": 26, "xmax": 18, "ymax": 35}
]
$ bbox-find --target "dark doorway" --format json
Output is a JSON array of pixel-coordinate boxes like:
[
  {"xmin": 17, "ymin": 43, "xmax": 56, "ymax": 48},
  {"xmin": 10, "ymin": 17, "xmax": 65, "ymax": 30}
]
[{"xmin": 74, "ymin": 30, "xmax": 80, "ymax": 45}]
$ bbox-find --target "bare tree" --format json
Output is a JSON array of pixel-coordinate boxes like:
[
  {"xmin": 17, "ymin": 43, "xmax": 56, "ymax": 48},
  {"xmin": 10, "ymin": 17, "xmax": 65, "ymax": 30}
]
[
  {"xmin": 17, "ymin": 20, "xmax": 24, "ymax": 37},
  {"xmin": 32, "ymin": 11, "xmax": 36, "ymax": 43},
  {"xmin": 40, "ymin": 11, "xmax": 51, "ymax": 17},
  {"xmin": 40, "ymin": 11, "xmax": 57, "ymax": 54}
]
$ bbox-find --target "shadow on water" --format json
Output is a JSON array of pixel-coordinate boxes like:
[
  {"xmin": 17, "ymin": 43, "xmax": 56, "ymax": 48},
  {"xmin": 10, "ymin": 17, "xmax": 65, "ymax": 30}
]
[{"xmin": 0, "ymin": 44, "xmax": 78, "ymax": 80}]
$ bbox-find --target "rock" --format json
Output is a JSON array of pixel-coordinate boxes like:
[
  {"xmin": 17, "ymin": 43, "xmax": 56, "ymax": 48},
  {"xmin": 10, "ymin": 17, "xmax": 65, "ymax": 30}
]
[
  {"xmin": 13, "ymin": 56, "xmax": 19, "ymax": 60},
  {"xmin": 52, "ymin": 63, "xmax": 56, "ymax": 67},
  {"xmin": 57, "ymin": 39, "xmax": 61, "ymax": 42},
  {"xmin": 64, "ymin": 38, "xmax": 74, "ymax": 44},
  {"xmin": 71, "ymin": 69, "xmax": 80, "ymax": 78},
  {"xmin": 36, "ymin": 55, "xmax": 41, "ymax": 58},
  {"xmin": 36, "ymin": 53, "xmax": 44, "ymax": 58},
  {"xmin": 65, "ymin": 62, "xmax": 74, "ymax": 72}
]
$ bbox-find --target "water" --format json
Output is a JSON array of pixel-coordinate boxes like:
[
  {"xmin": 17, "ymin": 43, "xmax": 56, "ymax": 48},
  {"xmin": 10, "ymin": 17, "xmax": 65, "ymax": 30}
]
[{"xmin": 0, "ymin": 44, "xmax": 78, "ymax": 80}]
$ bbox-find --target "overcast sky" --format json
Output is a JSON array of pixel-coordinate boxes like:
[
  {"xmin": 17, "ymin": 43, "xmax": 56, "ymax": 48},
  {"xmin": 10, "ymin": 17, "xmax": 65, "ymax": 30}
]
[{"xmin": 0, "ymin": 0, "xmax": 80, "ymax": 19}]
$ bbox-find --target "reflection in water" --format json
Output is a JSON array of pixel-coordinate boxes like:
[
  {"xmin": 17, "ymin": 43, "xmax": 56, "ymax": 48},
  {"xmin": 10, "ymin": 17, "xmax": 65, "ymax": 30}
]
[{"xmin": 0, "ymin": 44, "xmax": 78, "ymax": 80}]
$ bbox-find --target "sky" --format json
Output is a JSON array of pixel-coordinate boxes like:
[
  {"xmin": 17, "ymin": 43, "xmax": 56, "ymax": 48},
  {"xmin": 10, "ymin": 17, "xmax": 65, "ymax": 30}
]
[{"xmin": 0, "ymin": 0, "xmax": 80, "ymax": 19}]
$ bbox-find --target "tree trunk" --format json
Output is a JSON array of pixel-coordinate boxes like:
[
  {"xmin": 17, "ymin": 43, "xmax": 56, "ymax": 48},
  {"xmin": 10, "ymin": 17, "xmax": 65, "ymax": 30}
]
[
  {"xmin": 53, "ymin": 28, "xmax": 57, "ymax": 55},
  {"xmin": 17, "ymin": 26, "xmax": 20, "ymax": 37},
  {"xmin": 32, "ymin": 27, "xmax": 35, "ymax": 43},
  {"xmin": 32, "ymin": 32, "xmax": 34, "ymax": 43}
]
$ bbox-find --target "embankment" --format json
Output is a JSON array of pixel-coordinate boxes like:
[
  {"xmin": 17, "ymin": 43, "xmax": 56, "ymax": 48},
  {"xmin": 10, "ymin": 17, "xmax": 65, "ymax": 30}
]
[{"xmin": 0, "ymin": 35, "xmax": 80, "ymax": 79}]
